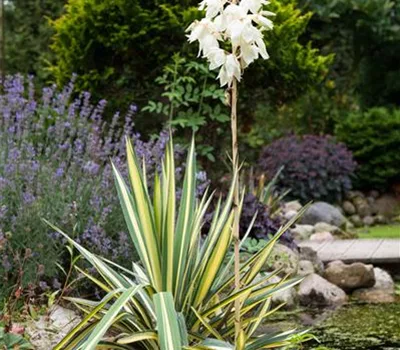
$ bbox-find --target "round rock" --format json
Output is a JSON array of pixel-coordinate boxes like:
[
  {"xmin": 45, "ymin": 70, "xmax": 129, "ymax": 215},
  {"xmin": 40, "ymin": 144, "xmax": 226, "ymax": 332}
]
[
  {"xmin": 314, "ymin": 222, "xmax": 342, "ymax": 235},
  {"xmin": 291, "ymin": 224, "xmax": 315, "ymax": 241},
  {"xmin": 283, "ymin": 200, "xmax": 303, "ymax": 213},
  {"xmin": 264, "ymin": 243, "xmax": 299, "ymax": 277},
  {"xmin": 310, "ymin": 232, "xmax": 335, "ymax": 242},
  {"xmin": 298, "ymin": 274, "xmax": 348, "ymax": 307},
  {"xmin": 268, "ymin": 275, "xmax": 298, "ymax": 308},
  {"xmin": 300, "ymin": 202, "xmax": 346, "ymax": 227},
  {"xmin": 324, "ymin": 260, "xmax": 375, "ymax": 292},
  {"xmin": 342, "ymin": 201, "xmax": 356, "ymax": 215},
  {"xmin": 298, "ymin": 260, "xmax": 315, "ymax": 276},
  {"xmin": 362, "ymin": 215, "xmax": 375, "ymax": 226},
  {"xmin": 352, "ymin": 267, "xmax": 395, "ymax": 303},
  {"xmin": 349, "ymin": 214, "xmax": 362, "ymax": 227},
  {"xmin": 299, "ymin": 246, "xmax": 324, "ymax": 275}
]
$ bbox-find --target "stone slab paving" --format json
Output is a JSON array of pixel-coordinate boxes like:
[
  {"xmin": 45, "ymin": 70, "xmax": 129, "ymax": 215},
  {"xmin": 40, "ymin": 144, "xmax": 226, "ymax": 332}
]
[{"xmin": 299, "ymin": 239, "xmax": 400, "ymax": 264}]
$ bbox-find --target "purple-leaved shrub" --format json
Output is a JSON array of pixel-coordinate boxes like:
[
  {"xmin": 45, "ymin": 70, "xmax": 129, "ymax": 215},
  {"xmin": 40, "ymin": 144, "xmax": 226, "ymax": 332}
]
[
  {"xmin": 240, "ymin": 193, "xmax": 295, "ymax": 249},
  {"xmin": 0, "ymin": 75, "xmax": 208, "ymax": 297},
  {"xmin": 259, "ymin": 135, "xmax": 356, "ymax": 203}
]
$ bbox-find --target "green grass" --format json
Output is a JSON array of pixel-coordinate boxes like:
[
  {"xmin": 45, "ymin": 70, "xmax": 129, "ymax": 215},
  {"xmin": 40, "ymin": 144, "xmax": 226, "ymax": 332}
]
[{"xmin": 357, "ymin": 224, "xmax": 400, "ymax": 239}]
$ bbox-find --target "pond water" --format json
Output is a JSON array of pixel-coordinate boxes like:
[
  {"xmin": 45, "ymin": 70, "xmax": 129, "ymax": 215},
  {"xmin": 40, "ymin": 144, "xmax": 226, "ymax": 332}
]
[{"xmin": 262, "ymin": 302, "xmax": 400, "ymax": 349}]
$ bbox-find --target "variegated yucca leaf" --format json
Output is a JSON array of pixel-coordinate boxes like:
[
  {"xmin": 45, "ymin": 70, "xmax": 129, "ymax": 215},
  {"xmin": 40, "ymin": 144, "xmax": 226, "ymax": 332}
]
[{"xmin": 51, "ymin": 136, "xmax": 308, "ymax": 349}]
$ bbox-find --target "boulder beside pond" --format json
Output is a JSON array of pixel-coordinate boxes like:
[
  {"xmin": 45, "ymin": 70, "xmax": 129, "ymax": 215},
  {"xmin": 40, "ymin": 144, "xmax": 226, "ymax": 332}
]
[
  {"xmin": 353, "ymin": 289, "xmax": 395, "ymax": 303},
  {"xmin": 310, "ymin": 231, "xmax": 335, "ymax": 241},
  {"xmin": 353, "ymin": 267, "xmax": 395, "ymax": 303},
  {"xmin": 298, "ymin": 260, "xmax": 315, "ymax": 276},
  {"xmin": 298, "ymin": 273, "xmax": 348, "ymax": 307},
  {"xmin": 300, "ymin": 202, "xmax": 346, "ymax": 227},
  {"xmin": 269, "ymin": 275, "xmax": 297, "ymax": 308},
  {"xmin": 324, "ymin": 260, "xmax": 375, "ymax": 292},
  {"xmin": 291, "ymin": 224, "xmax": 314, "ymax": 241},
  {"xmin": 299, "ymin": 246, "xmax": 324, "ymax": 275},
  {"xmin": 264, "ymin": 243, "xmax": 299, "ymax": 277}
]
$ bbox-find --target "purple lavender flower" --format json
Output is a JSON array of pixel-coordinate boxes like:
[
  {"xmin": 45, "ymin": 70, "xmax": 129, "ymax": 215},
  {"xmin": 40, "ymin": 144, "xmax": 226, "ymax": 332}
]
[
  {"xmin": 22, "ymin": 192, "xmax": 35, "ymax": 205},
  {"xmin": 83, "ymin": 161, "xmax": 100, "ymax": 176},
  {"xmin": 2, "ymin": 255, "xmax": 12, "ymax": 271},
  {"xmin": 39, "ymin": 281, "xmax": 49, "ymax": 290},
  {"xmin": 55, "ymin": 167, "xmax": 65, "ymax": 178},
  {"xmin": 0, "ymin": 75, "xmax": 210, "ymax": 294},
  {"xmin": 0, "ymin": 205, "xmax": 7, "ymax": 219}
]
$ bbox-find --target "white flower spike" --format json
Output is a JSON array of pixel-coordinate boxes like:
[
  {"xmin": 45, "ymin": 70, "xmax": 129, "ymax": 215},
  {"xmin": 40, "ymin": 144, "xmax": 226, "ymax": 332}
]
[{"xmin": 187, "ymin": 0, "xmax": 275, "ymax": 86}]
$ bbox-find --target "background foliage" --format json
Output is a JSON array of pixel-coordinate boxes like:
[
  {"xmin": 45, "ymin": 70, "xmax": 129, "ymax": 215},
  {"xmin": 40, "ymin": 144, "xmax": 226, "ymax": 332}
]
[
  {"xmin": 4, "ymin": 0, "xmax": 65, "ymax": 81},
  {"xmin": 300, "ymin": 0, "xmax": 400, "ymax": 108},
  {"xmin": 50, "ymin": 0, "xmax": 199, "ymax": 114},
  {"xmin": 143, "ymin": 54, "xmax": 230, "ymax": 162},
  {"xmin": 259, "ymin": 135, "xmax": 357, "ymax": 203},
  {"xmin": 335, "ymin": 107, "xmax": 400, "ymax": 190},
  {"xmin": 48, "ymin": 0, "xmax": 331, "ymax": 132}
]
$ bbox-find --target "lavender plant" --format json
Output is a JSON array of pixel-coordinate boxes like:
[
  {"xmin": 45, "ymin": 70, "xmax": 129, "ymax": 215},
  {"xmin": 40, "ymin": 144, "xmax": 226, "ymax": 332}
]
[{"xmin": 0, "ymin": 75, "xmax": 205, "ymax": 298}]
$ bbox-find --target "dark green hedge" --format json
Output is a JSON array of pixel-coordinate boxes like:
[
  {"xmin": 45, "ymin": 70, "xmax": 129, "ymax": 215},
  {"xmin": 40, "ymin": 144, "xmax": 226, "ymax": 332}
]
[{"xmin": 336, "ymin": 107, "xmax": 400, "ymax": 190}]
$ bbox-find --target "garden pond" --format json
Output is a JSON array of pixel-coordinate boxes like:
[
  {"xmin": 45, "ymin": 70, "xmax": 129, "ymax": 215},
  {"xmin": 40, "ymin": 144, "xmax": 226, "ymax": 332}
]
[{"xmin": 262, "ymin": 301, "xmax": 400, "ymax": 349}]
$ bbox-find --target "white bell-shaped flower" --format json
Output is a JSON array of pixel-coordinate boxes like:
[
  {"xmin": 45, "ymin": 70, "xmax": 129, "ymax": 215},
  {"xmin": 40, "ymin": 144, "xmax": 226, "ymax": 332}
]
[
  {"xmin": 199, "ymin": 0, "xmax": 227, "ymax": 19},
  {"xmin": 255, "ymin": 36, "xmax": 269, "ymax": 59},
  {"xmin": 252, "ymin": 13, "xmax": 274, "ymax": 30},
  {"xmin": 207, "ymin": 48, "xmax": 227, "ymax": 70},
  {"xmin": 187, "ymin": 18, "xmax": 221, "ymax": 57},
  {"xmin": 240, "ymin": 0, "xmax": 269, "ymax": 14},
  {"xmin": 223, "ymin": 4, "xmax": 247, "ymax": 25},
  {"xmin": 217, "ymin": 53, "xmax": 241, "ymax": 87},
  {"xmin": 213, "ymin": 13, "xmax": 227, "ymax": 32},
  {"xmin": 227, "ymin": 19, "xmax": 247, "ymax": 47},
  {"xmin": 240, "ymin": 43, "xmax": 259, "ymax": 67},
  {"xmin": 187, "ymin": 0, "xmax": 275, "ymax": 86},
  {"xmin": 241, "ymin": 22, "xmax": 263, "ymax": 43}
]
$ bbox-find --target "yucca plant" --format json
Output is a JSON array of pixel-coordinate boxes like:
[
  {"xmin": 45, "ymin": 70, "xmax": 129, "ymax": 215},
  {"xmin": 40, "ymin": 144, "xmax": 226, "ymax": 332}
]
[
  {"xmin": 251, "ymin": 167, "xmax": 290, "ymax": 217},
  {"xmin": 48, "ymin": 136, "xmax": 309, "ymax": 349}
]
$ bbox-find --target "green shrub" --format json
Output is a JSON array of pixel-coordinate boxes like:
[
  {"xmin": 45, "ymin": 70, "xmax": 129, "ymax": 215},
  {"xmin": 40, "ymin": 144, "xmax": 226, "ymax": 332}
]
[
  {"xmin": 50, "ymin": 0, "xmax": 332, "ymax": 129},
  {"xmin": 242, "ymin": 82, "xmax": 356, "ymax": 151},
  {"xmin": 237, "ymin": 0, "xmax": 334, "ymax": 153},
  {"xmin": 241, "ymin": 0, "xmax": 333, "ymax": 107},
  {"xmin": 50, "ymin": 0, "xmax": 199, "ymax": 112},
  {"xmin": 301, "ymin": 0, "xmax": 400, "ymax": 108},
  {"xmin": 143, "ymin": 54, "xmax": 230, "ymax": 162},
  {"xmin": 335, "ymin": 107, "xmax": 400, "ymax": 190},
  {"xmin": 4, "ymin": 0, "xmax": 65, "ymax": 81},
  {"xmin": 358, "ymin": 41, "xmax": 400, "ymax": 107}
]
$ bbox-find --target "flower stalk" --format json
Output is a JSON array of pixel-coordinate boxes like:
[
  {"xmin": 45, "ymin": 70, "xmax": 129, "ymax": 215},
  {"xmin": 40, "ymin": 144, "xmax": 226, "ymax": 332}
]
[
  {"xmin": 230, "ymin": 77, "xmax": 242, "ymax": 342},
  {"xmin": 187, "ymin": 0, "xmax": 275, "ymax": 343}
]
